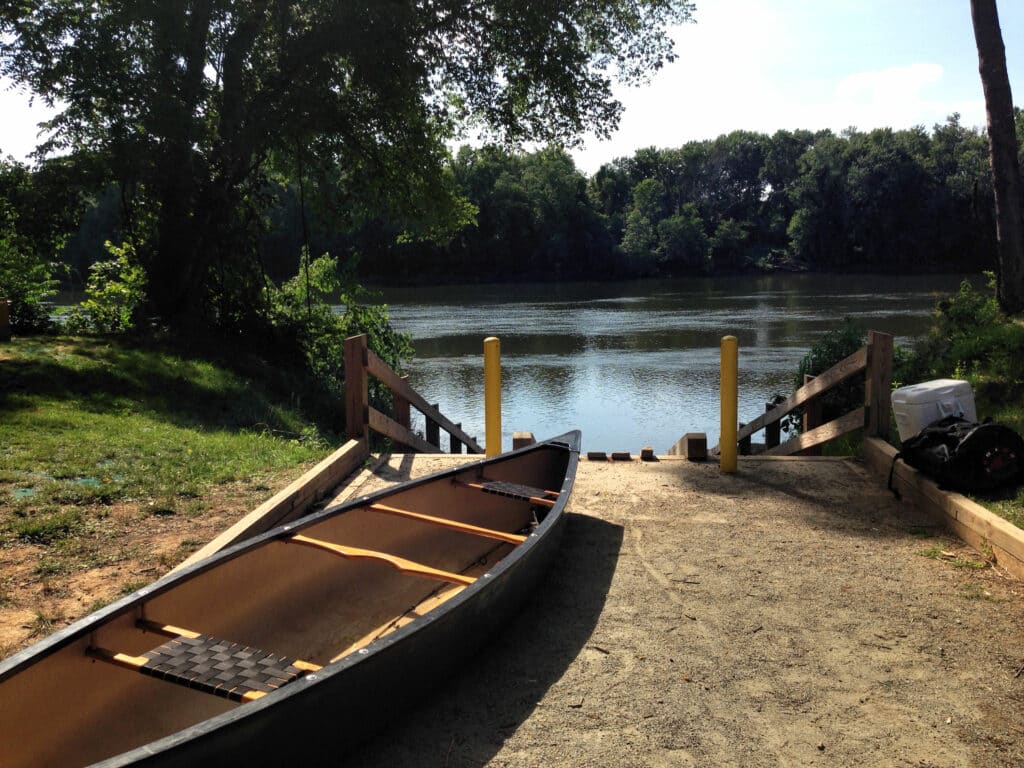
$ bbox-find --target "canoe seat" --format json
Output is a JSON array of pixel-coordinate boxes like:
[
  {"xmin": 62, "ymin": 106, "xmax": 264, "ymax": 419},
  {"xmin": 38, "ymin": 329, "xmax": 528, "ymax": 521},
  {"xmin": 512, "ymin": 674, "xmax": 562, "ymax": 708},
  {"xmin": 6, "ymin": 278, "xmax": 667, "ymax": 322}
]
[
  {"xmin": 88, "ymin": 632, "xmax": 315, "ymax": 703},
  {"xmin": 465, "ymin": 480, "xmax": 559, "ymax": 508}
]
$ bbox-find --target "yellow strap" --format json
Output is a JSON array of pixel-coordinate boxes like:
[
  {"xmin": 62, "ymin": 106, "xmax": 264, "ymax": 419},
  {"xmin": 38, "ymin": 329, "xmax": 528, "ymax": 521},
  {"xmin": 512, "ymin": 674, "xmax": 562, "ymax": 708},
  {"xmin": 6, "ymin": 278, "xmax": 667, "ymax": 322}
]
[
  {"xmin": 288, "ymin": 534, "xmax": 476, "ymax": 586},
  {"xmin": 368, "ymin": 503, "xmax": 527, "ymax": 545}
]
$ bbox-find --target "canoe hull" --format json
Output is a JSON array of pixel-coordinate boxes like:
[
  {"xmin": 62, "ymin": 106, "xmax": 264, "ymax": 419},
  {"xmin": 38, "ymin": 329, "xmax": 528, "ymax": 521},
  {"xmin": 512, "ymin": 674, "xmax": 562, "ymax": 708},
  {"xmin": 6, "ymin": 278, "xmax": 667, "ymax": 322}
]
[{"xmin": 0, "ymin": 432, "xmax": 580, "ymax": 768}]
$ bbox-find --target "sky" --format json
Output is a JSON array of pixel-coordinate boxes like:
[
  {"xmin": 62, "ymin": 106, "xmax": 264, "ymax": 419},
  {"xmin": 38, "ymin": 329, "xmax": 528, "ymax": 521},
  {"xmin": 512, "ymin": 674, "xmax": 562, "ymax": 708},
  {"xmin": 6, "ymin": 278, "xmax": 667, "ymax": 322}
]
[{"xmin": 2, "ymin": 0, "xmax": 1023, "ymax": 175}]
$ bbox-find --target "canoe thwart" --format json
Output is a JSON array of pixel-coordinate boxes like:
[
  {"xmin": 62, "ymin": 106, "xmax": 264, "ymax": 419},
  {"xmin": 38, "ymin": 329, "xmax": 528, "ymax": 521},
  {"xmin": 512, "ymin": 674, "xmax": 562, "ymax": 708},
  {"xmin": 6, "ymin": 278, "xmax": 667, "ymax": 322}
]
[
  {"xmin": 460, "ymin": 480, "xmax": 559, "ymax": 508},
  {"xmin": 367, "ymin": 502, "xmax": 528, "ymax": 545},
  {"xmin": 287, "ymin": 534, "xmax": 477, "ymax": 586},
  {"xmin": 87, "ymin": 633, "xmax": 313, "ymax": 703}
]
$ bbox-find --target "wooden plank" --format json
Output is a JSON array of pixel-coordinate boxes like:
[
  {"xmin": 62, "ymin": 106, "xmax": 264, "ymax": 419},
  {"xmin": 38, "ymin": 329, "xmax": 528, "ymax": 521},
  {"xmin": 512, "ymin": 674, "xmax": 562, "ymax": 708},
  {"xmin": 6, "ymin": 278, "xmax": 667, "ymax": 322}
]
[
  {"xmin": 669, "ymin": 432, "xmax": 707, "ymax": 460},
  {"xmin": 369, "ymin": 407, "xmax": 438, "ymax": 453},
  {"xmin": 170, "ymin": 439, "xmax": 370, "ymax": 573},
  {"xmin": 802, "ymin": 374, "xmax": 823, "ymax": 456},
  {"xmin": 764, "ymin": 407, "xmax": 864, "ymax": 456},
  {"xmin": 366, "ymin": 350, "xmax": 483, "ymax": 453},
  {"xmin": 512, "ymin": 432, "xmax": 536, "ymax": 449},
  {"xmin": 344, "ymin": 335, "xmax": 369, "ymax": 442},
  {"xmin": 865, "ymin": 331, "xmax": 894, "ymax": 438},
  {"xmin": 450, "ymin": 423, "xmax": 464, "ymax": 454},
  {"xmin": 288, "ymin": 534, "xmax": 477, "ymax": 586},
  {"xmin": 862, "ymin": 437, "xmax": 1024, "ymax": 570},
  {"xmin": 737, "ymin": 347, "xmax": 867, "ymax": 443},
  {"xmin": 368, "ymin": 503, "xmax": 527, "ymax": 545},
  {"xmin": 641, "ymin": 446, "xmax": 656, "ymax": 461},
  {"xmin": 426, "ymin": 404, "xmax": 441, "ymax": 448},
  {"xmin": 764, "ymin": 402, "xmax": 781, "ymax": 449}
]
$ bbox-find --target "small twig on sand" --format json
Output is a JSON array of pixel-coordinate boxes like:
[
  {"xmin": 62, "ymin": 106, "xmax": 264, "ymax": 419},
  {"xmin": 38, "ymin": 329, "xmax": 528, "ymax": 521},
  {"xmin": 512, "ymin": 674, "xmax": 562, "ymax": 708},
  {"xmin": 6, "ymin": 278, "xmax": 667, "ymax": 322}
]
[{"xmin": 1013, "ymin": 662, "xmax": 1024, "ymax": 679}]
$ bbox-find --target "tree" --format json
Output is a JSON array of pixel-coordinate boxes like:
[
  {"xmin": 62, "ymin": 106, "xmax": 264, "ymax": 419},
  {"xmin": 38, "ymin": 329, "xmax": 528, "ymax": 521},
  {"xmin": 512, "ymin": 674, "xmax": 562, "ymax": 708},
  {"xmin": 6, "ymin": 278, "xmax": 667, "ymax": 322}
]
[
  {"xmin": 970, "ymin": 0, "xmax": 1024, "ymax": 313},
  {"xmin": 2, "ymin": 1, "xmax": 695, "ymax": 332}
]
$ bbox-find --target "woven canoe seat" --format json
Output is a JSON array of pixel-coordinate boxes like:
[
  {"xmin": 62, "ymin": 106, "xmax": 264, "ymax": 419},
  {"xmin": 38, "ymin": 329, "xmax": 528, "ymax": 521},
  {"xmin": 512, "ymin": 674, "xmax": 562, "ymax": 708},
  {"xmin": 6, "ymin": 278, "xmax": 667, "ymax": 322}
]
[
  {"xmin": 139, "ymin": 634, "xmax": 306, "ymax": 702},
  {"xmin": 478, "ymin": 480, "xmax": 556, "ymax": 503}
]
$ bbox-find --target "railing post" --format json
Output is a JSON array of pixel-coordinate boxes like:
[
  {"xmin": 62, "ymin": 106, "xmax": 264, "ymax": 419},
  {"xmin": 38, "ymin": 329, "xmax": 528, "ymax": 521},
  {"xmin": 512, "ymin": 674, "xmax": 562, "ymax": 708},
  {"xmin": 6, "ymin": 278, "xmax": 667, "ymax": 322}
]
[
  {"xmin": 765, "ymin": 402, "xmax": 781, "ymax": 449},
  {"xmin": 803, "ymin": 374, "xmax": 822, "ymax": 456},
  {"xmin": 450, "ymin": 424, "xmax": 463, "ymax": 454},
  {"xmin": 344, "ymin": 334, "xmax": 369, "ymax": 443},
  {"xmin": 865, "ymin": 330, "xmax": 894, "ymax": 438},
  {"xmin": 484, "ymin": 337, "xmax": 502, "ymax": 456},
  {"xmin": 720, "ymin": 335, "xmax": 738, "ymax": 473},
  {"xmin": 738, "ymin": 423, "xmax": 751, "ymax": 456},
  {"xmin": 426, "ymin": 404, "xmax": 441, "ymax": 450}
]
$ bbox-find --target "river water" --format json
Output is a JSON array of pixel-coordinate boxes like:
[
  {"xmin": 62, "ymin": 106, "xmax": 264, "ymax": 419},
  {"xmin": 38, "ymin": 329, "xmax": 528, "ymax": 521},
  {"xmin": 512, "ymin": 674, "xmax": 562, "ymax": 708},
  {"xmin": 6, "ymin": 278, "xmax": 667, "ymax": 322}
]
[{"xmin": 374, "ymin": 274, "xmax": 966, "ymax": 453}]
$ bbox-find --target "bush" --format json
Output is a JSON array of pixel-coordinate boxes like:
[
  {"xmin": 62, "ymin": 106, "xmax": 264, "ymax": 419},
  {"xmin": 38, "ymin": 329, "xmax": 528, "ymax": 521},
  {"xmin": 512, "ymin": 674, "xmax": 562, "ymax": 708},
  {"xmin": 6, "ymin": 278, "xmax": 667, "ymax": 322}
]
[
  {"xmin": 64, "ymin": 240, "xmax": 147, "ymax": 334},
  {"xmin": 788, "ymin": 319, "xmax": 867, "ymax": 431},
  {"xmin": 0, "ymin": 204, "xmax": 59, "ymax": 333}
]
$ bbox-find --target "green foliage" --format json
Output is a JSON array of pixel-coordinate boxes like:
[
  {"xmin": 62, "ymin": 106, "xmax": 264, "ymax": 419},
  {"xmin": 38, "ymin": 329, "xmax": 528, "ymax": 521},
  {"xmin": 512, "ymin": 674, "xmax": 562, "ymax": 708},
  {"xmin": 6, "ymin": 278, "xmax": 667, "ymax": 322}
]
[
  {"xmin": 0, "ymin": 203, "xmax": 59, "ymax": 332},
  {"xmin": 897, "ymin": 276, "xmax": 1024, "ymax": 386},
  {"xmin": 2, "ymin": 1, "xmax": 694, "ymax": 334},
  {"xmin": 791, "ymin": 319, "xmax": 867, "ymax": 431},
  {"xmin": 65, "ymin": 241, "xmax": 147, "ymax": 334},
  {"xmin": 265, "ymin": 251, "xmax": 412, "ymax": 402}
]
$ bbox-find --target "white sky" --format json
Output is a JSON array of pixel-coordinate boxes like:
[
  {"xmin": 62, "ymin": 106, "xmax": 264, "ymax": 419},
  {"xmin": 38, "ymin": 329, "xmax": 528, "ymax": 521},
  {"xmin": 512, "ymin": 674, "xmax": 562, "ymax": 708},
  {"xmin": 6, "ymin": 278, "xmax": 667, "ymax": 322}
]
[{"xmin": 2, "ymin": 0, "xmax": 1023, "ymax": 175}]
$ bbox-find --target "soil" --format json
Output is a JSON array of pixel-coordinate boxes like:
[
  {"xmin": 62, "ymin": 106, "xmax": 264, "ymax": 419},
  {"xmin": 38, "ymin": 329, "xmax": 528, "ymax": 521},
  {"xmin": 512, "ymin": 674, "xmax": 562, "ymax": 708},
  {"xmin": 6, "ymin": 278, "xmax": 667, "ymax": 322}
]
[
  {"xmin": 0, "ymin": 471, "xmax": 307, "ymax": 658},
  {"xmin": 3, "ymin": 453, "xmax": 1024, "ymax": 766}
]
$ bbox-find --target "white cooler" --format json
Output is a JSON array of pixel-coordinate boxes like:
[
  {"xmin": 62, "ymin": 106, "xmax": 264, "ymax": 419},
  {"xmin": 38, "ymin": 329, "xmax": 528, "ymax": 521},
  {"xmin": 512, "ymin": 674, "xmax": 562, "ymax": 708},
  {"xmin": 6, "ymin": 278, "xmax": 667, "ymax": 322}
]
[{"xmin": 890, "ymin": 378, "xmax": 977, "ymax": 442}]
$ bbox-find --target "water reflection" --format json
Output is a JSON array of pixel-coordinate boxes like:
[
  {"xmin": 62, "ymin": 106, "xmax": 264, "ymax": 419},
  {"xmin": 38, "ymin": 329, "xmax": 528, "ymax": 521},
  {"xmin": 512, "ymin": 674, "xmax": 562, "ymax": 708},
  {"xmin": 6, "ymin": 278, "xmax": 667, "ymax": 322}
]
[{"xmin": 374, "ymin": 274, "xmax": 967, "ymax": 452}]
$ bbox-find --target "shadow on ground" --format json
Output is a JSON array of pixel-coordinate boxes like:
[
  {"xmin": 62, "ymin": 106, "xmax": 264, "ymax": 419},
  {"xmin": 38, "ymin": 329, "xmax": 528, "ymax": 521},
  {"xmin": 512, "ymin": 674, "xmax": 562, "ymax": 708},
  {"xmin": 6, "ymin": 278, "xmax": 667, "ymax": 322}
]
[{"xmin": 346, "ymin": 512, "xmax": 624, "ymax": 767}]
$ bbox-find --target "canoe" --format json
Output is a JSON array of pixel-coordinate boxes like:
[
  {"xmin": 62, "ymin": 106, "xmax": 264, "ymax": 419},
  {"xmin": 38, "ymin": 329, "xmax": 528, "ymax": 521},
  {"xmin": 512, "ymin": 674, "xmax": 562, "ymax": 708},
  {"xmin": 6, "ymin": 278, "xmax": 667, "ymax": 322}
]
[{"xmin": 0, "ymin": 431, "xmax": 581, "ymax": 768}]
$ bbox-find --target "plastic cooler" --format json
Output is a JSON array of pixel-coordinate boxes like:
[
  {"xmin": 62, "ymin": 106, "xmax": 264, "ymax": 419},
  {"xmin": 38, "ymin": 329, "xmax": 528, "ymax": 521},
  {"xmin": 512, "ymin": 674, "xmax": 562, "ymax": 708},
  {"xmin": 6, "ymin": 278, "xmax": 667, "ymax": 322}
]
[{"xmin": 890, "ymin": 379, "xmax": 976, "ymax": 442}]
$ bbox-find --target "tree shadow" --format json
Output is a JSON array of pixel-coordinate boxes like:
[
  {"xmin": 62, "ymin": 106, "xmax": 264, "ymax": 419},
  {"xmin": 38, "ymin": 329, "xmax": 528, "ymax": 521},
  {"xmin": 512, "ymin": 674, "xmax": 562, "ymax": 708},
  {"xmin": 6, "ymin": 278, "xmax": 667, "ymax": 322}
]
[
  {"xmin": 0, "ymin": 339, "xmax": 330, "ymax": 436},
  {"xmin": 347, "ymin": 512, "xmax": 624, "ymax": 767}
]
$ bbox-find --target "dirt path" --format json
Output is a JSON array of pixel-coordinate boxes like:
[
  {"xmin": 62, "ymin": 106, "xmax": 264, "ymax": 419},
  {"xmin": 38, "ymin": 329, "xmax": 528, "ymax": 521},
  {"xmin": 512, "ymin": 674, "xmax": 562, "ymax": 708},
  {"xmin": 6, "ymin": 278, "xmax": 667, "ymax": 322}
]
[{"xmin": 344, "ymin": 455, "xmax": 1024, "ymax": 767}]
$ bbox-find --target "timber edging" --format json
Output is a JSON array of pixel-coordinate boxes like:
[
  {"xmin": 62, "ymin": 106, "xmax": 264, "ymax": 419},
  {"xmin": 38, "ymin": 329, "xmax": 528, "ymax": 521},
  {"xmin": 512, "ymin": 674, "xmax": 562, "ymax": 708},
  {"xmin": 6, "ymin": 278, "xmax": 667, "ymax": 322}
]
[
  {"xmin": 171, "ymin": 439, "xmax": 369, "ymax": 573},
  {"xmin": 862, "ymin": 436, "xmax": 1024, "ymax": 579}
]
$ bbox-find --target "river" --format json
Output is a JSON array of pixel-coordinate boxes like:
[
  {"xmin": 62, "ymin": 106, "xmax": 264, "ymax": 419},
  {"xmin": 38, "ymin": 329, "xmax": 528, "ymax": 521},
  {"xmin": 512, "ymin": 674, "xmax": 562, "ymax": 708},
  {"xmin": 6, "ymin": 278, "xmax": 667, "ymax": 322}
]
[{"xmin": 373, "ymin": 274, "xmax": 970, "ymax": 454}]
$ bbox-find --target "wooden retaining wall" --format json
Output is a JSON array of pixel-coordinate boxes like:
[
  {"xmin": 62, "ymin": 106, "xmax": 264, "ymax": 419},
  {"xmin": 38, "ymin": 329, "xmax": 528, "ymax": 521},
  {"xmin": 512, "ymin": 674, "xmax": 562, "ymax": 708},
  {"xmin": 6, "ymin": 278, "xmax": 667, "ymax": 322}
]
[{"xmin": 862, "ymin": 436, "xmax": 1024, "ymax": 579}]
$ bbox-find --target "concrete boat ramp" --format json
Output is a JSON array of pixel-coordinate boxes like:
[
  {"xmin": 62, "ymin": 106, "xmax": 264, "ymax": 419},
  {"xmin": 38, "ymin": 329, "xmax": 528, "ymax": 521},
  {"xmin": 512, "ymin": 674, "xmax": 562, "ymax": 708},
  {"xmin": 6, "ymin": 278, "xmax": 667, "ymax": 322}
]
[{"xmin": 337, "ymin": 453, "xmax": 1024, "ymax": 767}]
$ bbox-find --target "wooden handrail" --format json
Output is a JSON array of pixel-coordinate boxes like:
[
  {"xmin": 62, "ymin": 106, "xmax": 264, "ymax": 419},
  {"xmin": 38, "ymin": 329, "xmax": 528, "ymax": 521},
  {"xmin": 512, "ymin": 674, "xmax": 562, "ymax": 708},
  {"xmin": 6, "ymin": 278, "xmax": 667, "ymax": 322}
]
[
  {"xmin": 736, "ymin": 346, "xmax": 867, "ymax": 443},
  {"xmin": 728, "ymin": 330, "xmax": 893, "ymax": 457},
  {"xmin": 366, "ymin": 350, "xmax": 481, "ymax": 451},
  {"xmin": 345, "ymin": 334, "xmax": 484, "ymax": 454}
]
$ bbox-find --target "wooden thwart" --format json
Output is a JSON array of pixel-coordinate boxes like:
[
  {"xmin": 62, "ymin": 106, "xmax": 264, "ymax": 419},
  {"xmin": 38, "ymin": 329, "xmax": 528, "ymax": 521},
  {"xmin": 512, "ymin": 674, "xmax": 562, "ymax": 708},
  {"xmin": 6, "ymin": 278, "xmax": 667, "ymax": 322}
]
[
  {"xmin": 287, "ymin": 534, "xmax": 477, "ymax": 586},
  {"xmin": 367, "ymin": 503, "xmax": 527, "ymax": 545}
]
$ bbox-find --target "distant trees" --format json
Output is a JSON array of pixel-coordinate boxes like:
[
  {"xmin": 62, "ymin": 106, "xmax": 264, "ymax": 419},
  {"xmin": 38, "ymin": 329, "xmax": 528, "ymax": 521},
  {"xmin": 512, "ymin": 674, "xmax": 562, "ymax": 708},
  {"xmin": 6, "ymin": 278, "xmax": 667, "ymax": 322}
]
[
  {"xmin": 1, "ymin": 0, "xmax": 695, "ymax": 333},
  {"xmin": 352, "ymin": 120, "xmax": 995, "ymax": 283}
]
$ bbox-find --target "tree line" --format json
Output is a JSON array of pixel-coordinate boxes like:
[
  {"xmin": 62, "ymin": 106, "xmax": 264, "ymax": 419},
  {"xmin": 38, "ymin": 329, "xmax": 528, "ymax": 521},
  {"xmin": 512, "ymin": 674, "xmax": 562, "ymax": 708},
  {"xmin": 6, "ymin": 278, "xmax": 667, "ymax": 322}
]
[{"xmin": 355, "ymin": 116, "xmax": 1016, "ymax": 283}]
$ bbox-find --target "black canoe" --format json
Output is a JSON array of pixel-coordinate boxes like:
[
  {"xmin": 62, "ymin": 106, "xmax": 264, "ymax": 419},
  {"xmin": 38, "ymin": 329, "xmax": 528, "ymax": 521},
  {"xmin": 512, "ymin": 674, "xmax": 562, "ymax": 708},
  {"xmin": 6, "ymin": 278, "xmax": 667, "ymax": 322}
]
[{"xmin": 0, "ymin": 431, "xmax": 581, "ymax": 768}]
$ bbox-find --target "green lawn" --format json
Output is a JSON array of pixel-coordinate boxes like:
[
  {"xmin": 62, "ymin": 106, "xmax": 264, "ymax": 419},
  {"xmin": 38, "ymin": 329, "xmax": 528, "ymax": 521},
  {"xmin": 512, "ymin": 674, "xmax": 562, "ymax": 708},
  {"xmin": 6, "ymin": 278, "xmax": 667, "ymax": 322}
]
[{"xmin": 1, "ymin": 336, "xmax": 331, "ymax": 543}]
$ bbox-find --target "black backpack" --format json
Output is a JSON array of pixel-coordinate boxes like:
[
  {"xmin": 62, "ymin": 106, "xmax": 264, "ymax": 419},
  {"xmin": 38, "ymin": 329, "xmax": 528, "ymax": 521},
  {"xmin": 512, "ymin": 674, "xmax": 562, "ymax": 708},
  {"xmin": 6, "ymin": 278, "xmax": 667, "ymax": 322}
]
[{"xmin": 892, "ymin": 415, "xmax": 1024, "ymax": 493}]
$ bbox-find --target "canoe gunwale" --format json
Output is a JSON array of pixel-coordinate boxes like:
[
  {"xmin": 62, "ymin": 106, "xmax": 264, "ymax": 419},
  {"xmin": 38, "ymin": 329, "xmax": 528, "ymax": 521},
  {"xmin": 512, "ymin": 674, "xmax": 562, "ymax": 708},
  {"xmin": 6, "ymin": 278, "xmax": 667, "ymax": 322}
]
[{"xmin": 0, "ymin": 431, "xmax": 581, "ymax": 768}]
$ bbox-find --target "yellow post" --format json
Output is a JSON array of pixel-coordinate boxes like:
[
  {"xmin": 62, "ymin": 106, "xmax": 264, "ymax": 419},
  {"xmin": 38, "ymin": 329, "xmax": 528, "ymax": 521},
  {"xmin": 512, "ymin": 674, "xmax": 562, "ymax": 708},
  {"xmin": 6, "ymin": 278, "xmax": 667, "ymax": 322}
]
[
  {"xmin": 720, "ymin": 335, "xmax": 738, "ymax": 473},
  {"xmin": 484, "ymin": 336, "xmax": 502, "ymax": 456}
]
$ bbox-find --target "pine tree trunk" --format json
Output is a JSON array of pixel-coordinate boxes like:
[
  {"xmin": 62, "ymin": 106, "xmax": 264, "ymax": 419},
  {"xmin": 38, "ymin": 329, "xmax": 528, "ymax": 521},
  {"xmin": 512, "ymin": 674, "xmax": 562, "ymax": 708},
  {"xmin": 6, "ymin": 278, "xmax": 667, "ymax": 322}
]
[{"xmin": 971, "ymin": 0, "xmax": 1024, "ymax": 314}]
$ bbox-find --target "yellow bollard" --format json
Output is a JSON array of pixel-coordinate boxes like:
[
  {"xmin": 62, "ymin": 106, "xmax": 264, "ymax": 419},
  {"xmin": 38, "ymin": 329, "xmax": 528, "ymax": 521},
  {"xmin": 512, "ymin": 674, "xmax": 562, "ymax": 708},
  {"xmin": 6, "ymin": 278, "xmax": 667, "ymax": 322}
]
[
  {"xmin": 720, "ymin": 335, "xmax": 738, "ymax": 473},
  {"xmin": 484, "ymin": 336, "xmax": 502, "ymax": 456}
]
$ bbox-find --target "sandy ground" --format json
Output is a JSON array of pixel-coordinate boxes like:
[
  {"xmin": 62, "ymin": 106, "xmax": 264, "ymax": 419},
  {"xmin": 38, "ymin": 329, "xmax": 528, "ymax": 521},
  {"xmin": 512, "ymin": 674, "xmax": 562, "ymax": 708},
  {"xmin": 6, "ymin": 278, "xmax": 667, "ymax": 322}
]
[
  {"xmin": 340, "ymin": 454, "xmax": 1024, "ymax": 767},
  {"xmin": 3, "ymin": 453, "xmax": 1023, "ymax": 766}
]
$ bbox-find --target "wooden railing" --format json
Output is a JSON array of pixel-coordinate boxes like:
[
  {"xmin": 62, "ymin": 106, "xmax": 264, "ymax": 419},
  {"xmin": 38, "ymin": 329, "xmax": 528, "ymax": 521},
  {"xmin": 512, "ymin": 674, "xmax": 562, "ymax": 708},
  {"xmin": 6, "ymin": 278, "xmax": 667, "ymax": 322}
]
[
  {"xmin": 344, "ymin": 334, "xmax": 484, "ymax": 454},
  {"xmin": 731, "ymin": 330, "xmax": 894, "ymax": 456}
]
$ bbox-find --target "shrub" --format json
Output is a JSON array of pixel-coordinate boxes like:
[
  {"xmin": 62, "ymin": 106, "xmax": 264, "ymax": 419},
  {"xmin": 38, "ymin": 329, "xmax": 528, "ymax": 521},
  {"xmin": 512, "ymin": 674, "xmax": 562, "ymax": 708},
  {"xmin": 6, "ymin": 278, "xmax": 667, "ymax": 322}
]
[
  {"xmin": 65, "ymin": 240, "xmax": 147, "ymax": 333},
  {"xmin": 0, "ymin": 204, "xmax": 59, "ymax": 332}
]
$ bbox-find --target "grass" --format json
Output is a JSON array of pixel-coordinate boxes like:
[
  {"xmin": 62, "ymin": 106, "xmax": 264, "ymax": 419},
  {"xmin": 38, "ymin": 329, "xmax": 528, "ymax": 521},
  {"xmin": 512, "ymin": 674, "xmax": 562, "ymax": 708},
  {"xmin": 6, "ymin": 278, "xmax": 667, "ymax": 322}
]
[
  {"xmin": 0, "ymin": 336, "xmax": 330, "ymax": 519},
  {"xmin": 916, "ymin": 543, "xmax": 988, "ymax": 570},
  {"xmin": 0, "ymin": 335, "xmax": 334, "ymax": 575}
]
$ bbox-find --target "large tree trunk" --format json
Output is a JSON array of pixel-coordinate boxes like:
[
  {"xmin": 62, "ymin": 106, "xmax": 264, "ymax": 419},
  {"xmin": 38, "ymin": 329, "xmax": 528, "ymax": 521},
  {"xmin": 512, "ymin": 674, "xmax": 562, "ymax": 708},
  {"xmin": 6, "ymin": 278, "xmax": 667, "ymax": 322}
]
[{"xmin": 970, "ymin": 0, "xmax": 1024, "ymax": 314}]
